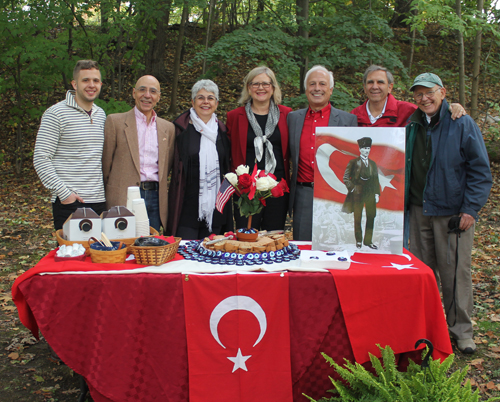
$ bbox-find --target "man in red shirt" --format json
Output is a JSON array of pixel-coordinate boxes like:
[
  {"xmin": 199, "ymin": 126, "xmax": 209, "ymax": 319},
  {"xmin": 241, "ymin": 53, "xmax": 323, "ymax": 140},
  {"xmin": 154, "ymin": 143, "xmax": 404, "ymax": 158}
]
[
  {"xmin": 351, "ymin": 65, "xmax": 465, "ymax": 127},
  {"xmin": 288, "ymin": 65, "xmax": 357, "ymax": 240}
]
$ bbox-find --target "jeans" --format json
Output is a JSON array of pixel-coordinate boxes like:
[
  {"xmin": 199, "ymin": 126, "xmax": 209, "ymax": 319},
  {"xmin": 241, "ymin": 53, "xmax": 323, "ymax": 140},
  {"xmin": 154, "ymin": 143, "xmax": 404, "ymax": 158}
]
[{"xmin": 140, "ymin": 188, "xmax": 161, "ymax": 232}]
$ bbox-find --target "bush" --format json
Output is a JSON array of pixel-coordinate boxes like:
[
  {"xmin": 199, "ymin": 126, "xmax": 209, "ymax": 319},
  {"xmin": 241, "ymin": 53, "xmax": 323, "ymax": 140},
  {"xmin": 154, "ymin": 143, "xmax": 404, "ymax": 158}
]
[{"xmin": 305, "ymin": 345, "xmax": 500, "ymax": 402}]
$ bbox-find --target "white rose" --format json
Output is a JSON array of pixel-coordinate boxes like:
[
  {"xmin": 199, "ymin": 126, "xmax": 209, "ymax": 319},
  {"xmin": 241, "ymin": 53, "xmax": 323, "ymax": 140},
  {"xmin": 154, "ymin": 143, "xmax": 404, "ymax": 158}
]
[
  {"xmin": 225, "ymin": 172, "xmax": 238, "ymax": 187},
  {"xmin": 235, "ymin": 165, "xmax": 249, "ymax": 176},
  {"xmin": 256, "ymin": 176, "xmax": 278, "ymax": 192}
]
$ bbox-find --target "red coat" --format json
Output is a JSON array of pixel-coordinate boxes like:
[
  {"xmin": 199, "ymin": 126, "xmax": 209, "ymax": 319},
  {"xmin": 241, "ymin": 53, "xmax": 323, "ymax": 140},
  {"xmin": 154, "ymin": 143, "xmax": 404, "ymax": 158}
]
[
  {"xmin": 351, "ymin": 94, "xmax": 417, "ymax": 127},
  {"xmin": 226, "ymin": 104, "xmax": 292, "ymax": 183}
]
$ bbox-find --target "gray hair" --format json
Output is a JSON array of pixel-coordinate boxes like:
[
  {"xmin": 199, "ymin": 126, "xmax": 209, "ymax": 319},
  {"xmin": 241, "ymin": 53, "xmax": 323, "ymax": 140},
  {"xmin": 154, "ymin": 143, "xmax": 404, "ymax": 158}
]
[
  {"xmin": 238, "ymin": 66, "xmax": 282, "ymax": 105},
  {"xmin": 191, "ymin": 79, "xmax": 219, "ymax": 101},
  {"xmin": 304, "ymin": 65, "xmax": 334, "ymax": 91},
  {"xmin": 363, "ymin": 65, "xmax": 394, "ymax": 85}
]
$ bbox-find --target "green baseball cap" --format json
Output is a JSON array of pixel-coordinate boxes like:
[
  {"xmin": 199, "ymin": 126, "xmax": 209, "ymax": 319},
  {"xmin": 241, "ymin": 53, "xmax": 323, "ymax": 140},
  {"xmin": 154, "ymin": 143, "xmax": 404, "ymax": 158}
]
[{"xmin": 410, "ymin": 73, "xmax": 444, "ymax": 91}]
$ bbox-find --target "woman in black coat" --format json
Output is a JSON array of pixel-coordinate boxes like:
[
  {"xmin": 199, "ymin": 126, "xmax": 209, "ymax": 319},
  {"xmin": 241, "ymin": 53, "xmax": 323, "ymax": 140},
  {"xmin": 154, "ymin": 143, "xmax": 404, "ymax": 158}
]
[{"xmin": 167, "ymin": 80, "xmax": 232, "ymax": 239}]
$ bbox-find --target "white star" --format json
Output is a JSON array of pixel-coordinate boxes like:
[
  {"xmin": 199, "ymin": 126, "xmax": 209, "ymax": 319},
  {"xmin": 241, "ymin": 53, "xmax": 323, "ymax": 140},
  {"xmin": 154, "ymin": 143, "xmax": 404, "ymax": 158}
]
[
  {"xmin": 378, "ymin": 171, "xmax": 397, "ymax": 192},
  {"xmin": 382, "ymin": 263, "xmax": 418, "ymax": 270},
  {"xmin": 227, "ymin": 348, "xmax": 251, "ymax": 373}
]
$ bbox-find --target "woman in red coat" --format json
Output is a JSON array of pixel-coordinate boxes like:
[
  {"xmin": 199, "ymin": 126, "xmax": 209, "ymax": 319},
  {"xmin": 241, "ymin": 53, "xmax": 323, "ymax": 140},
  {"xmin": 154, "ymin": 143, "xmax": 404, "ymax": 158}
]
[{"xmin": 226, "ymin": 66, "xmax": 292, "ymax": 231}]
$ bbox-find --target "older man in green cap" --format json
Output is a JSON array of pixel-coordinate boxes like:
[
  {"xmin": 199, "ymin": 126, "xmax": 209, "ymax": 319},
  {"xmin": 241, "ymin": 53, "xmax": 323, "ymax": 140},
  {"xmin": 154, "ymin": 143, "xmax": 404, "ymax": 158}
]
[{"xmin": 405, "ymin": 72, "xmax": 492, "ymax": 354}]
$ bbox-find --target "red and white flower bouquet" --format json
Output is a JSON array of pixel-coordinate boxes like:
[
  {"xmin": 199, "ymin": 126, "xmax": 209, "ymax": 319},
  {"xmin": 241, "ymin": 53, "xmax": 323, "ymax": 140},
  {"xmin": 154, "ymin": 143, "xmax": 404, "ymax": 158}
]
[{"xmin": 225, "ymin": 164, "xmax": 289, "ymax": 229}]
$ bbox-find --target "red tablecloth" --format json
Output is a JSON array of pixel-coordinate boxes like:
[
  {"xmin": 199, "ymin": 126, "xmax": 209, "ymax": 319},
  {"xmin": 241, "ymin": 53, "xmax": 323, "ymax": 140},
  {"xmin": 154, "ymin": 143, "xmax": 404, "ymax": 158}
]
[{"xmin": 12, "ymin": 251, "xmax": 452, "ymax": 402}]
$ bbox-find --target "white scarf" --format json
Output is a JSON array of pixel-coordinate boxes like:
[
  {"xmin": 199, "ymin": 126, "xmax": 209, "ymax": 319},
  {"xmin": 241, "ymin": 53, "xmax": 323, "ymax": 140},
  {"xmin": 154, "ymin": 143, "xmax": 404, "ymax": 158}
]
[{"xmin": 190, "ymin": 107, "xmax": 220, "ymax": 231}]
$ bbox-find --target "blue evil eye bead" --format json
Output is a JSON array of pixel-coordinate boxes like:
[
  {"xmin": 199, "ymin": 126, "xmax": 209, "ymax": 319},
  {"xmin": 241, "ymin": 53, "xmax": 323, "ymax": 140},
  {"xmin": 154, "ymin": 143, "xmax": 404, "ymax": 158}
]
[
  {"xmin": 245, "ymin": 260, "xmax": 254, "ymax": 265},
  {"xmin": 230, "ymin": 253, "xmax": 237, "ymax": 259},
  {"xmin": 269, "ymin": 251, "xmax": 276, "ymax": 258},
  {"xmin": 275, "ymin": 258, "xmax": 283, "ymax": 263},
  {"xmin": 236, "ymin": 261, "xmax": 244, "ymax": 266},
  {"xmin": 223, "ymin": 252, "xmax": 231, "ymax": 259},
  {"xmin": 237, "ymin": 254, "xmax": 244, "ymax": 260},
  {"xmin": 216, "ymin": 251, "xmax": 223, "ymax": 257},
  {"xmin": 237, "ymin": 228, "xmax": 244, "ymax": 233},
  {"xmin": 252, "ymin": 253, "xmax": 260, "ymax": 260},
  {"xmin": 246, "ymin": 253, "xmax": 254, "ymax": 260},
  {"xmin": 283, "ymin": 256, "xmax": 290, "ymax": 262},
  {"xmin": 264, "ymin": 260, "xmax": 273, "ymax": 264},
  {"xmin": 338, "ymin": 257, "xmax": 348, "ymax": 261},
  {"xmin": 276, "ymin": 250, "xmax": 283, "ymax": 257},
  {"xmin": 255, "ymin": 259, "xmax": 263, "ymax": 265},
  {"xmin": 202, "ymin": 249, "xmax": 208, "ymax": 256},
  {"xmin": 310, "ymin": 256, "xmax": 319, "ymax": 259},
  {"xmin": 261, "ymin": 252, "xmax": 269, "ymax": 259},
  {"xmin": 184, "ymin": 254, "xmax": 192, "ymax": 260},
  {"xmin": 326, "ymin": 251, "xmax": 336, "ymax": 256},
  {"xmin": 227, "ymin": 259, "xmax": 236, "ymax": 265}
]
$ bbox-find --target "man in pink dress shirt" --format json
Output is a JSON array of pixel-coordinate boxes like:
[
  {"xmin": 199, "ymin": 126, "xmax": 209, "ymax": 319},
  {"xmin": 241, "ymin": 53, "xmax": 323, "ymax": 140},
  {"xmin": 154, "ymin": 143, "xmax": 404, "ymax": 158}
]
[{"xmin": 102, "ymin": 75, "xmax": 175, "ymax": 232}]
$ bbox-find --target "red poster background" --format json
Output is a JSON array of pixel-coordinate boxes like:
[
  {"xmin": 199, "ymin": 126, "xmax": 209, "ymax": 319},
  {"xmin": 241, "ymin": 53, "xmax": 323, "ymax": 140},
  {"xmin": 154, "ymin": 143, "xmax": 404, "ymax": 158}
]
[{"xmin": 314, "ymin": 133, "xmax": 405, "ymax": 211}]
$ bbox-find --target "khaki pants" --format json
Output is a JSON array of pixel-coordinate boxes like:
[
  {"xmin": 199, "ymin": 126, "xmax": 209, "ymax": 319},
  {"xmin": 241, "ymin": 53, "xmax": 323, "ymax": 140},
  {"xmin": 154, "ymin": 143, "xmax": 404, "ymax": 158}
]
[{"xmin": 409, "ymin": 205, "xmax": 474, "ymax": 340}]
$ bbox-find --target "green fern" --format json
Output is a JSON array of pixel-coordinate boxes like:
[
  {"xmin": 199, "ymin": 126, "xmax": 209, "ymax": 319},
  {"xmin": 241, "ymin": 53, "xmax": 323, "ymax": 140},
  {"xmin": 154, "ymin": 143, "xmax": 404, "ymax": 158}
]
[{"xmin": 304, "ymin": 345, "xmax": 500, "ymax": 402}]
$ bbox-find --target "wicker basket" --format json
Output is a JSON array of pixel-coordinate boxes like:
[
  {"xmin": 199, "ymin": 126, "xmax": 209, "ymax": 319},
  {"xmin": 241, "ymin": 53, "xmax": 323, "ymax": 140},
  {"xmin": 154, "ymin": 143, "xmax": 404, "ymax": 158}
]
[
  {"xmin": 89, "ymin": 240, "xmax": 127, "ymax": 264},
  {"xmin": 55, "ymin": 227, "xmax": 160, "ymax": 254},
  {"xmin": 129, "ymin": 237, "xmax": 181, "ymax": 266}
]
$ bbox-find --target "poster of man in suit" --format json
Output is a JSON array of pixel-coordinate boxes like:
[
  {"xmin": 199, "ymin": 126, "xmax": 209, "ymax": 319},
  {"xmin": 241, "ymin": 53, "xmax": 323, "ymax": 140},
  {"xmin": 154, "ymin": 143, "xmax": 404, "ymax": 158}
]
[
  {"xmin": 312, "ymin": 127, "xmax": 405, "ymax": 254},
  {"xmin": 342, "ymin": 137, "xmax": 380, "ymax": 249}
]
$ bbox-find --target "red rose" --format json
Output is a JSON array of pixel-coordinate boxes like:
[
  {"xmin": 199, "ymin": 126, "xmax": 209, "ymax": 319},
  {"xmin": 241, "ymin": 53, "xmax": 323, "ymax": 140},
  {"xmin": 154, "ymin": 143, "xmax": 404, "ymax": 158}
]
[
  {"xmin": 238, "ymin": 174, "xmax": 252, "ymax": 189},
  {"xmin": 259, "ymin": 197, "xmax": 267, "ymax": 206},
  {"xmin": 271, "ymin": 185, "xmax": 284, "ymax": 197},
  {"xmin": 278, "ymin": 178, "xmax": 289, "ymax": 193}
]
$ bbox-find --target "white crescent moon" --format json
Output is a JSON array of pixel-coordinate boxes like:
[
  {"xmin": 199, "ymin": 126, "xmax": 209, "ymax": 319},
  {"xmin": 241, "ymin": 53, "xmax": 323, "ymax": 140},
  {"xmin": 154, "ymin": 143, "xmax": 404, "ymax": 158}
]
[
  {"xmin": 210, "ymin": 296, "xmax": 267, "ymax": 349},
  {"xmin": 316, "ymin": 143, "xmax": 355, "ymax": 195}
]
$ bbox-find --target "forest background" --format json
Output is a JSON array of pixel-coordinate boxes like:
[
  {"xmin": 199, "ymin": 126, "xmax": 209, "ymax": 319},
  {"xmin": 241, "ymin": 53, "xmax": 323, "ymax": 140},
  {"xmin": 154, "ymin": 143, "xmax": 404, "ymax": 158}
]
[{"xmin": 0, "ymin": 0, "xmax": 500, "ymax": 401}]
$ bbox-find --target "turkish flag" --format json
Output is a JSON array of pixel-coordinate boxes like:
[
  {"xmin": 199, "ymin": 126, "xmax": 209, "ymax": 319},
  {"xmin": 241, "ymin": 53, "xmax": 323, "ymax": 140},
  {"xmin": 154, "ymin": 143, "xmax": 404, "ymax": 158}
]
[
  {"xmin": 313, "ymin": 131, "xmax": 405, "ymax": 211},
  {"xmin": 183, "ymin": 273, "xmax": 292, "ymax": 402}
]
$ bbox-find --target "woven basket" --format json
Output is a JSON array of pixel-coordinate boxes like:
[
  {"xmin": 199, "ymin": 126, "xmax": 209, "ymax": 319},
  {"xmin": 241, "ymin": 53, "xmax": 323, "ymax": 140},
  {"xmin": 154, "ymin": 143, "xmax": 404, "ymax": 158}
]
[
  {"xmin": 129, "ymin": 237, "xmax": 181, "ymax": 266},
  {"xmin": 55, "ymin": 227, "xmax": 160, "ymax": 254},
  {"xmin": 89, "ymin": 240, "xmax": 127, "ymax": 264}
]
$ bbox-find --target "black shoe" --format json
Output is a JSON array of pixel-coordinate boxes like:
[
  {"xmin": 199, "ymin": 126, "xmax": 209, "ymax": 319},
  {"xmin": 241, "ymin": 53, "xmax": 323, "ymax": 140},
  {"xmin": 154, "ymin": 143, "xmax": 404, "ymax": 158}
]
[
  {"xmin": 365, "ymin": 243, "xmax": 378, "ymax": 250},
  {"xmin": 356, "ymin": 242, "xmax": 362, "ymax": 249}
]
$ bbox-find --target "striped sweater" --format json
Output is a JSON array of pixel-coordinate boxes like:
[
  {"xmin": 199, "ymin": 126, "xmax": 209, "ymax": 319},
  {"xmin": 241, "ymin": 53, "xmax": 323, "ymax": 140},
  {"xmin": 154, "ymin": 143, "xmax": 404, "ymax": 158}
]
[{"xmin": 33, "ymin": 91, "xmax": 106, "ymax": 203}]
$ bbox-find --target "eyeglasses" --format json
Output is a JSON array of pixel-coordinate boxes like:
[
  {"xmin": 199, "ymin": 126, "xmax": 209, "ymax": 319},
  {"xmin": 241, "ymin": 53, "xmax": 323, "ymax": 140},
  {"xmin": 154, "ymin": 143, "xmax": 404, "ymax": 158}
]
[
  {"xmin": 135, "ymin": 87, "xmax": 160, "ymax": 95},
  {"xmin": 195, "ymin": 95, "xmax": 217, "ymax": 102},
  {"xmin": 414, "ymin": 88, "xmax": 441, "ymax": 101},
  {"xmin": 249, "ymin": 81, "xmax": 272, "ymax": 89}
]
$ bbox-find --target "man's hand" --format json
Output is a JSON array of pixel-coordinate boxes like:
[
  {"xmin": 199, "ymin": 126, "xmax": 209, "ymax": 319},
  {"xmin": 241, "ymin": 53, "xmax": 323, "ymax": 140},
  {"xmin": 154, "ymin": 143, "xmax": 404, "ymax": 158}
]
[
  {"xmin": 458, "ymin": 212, "xmax": 474, "ymax": 231},
  {"xmin": 61, "ymin": 192, "xmax": 84, "ymax": 204},
  {"xmin": 449, "ymin": 103, "xmax": 467, "ymax": 120},
  {"xmin": 375, "ymin": 194, "xmax": 380, "ymax": 203}
]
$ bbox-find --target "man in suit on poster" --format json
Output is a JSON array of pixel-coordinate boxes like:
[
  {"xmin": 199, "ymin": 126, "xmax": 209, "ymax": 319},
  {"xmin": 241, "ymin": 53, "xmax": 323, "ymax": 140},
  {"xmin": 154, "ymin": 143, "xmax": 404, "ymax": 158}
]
[
  {"xmin": 342, "ymin": 137, "xmax": 380, "ymax": 249},
  {"xmin": 102, "ymin": 75, "xmax": 175, "ymax": 232},
  {"xmin": 288, "ymin": 65, "xmax": 357, "ymax": 241}
]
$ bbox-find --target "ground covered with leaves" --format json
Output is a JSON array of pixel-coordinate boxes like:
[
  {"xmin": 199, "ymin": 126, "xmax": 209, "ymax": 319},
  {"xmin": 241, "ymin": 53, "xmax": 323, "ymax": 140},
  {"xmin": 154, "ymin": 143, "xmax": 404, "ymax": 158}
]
[{"xmin": 0, "ymin": 161, "xmax": 498, "ymax": 401}]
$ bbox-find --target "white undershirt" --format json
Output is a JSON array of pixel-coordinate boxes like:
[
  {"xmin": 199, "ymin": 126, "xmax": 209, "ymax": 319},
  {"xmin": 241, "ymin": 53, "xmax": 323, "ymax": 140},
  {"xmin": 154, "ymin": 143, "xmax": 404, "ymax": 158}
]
[{"xmin": 366, "ymin": 98, "xmax": 388, "ymax": 124}]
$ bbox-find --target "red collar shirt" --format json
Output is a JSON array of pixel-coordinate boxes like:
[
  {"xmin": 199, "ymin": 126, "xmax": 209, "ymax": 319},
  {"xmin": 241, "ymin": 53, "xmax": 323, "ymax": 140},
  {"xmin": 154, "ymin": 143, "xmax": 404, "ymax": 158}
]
[{"xmin": 297, "ymin": 105, "xmax": 331, "ymax": 183}]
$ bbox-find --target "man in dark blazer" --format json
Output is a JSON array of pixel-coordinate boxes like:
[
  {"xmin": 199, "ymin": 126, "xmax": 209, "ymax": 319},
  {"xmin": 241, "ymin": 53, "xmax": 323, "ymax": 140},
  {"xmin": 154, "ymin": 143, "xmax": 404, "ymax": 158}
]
[
  {"xmin": 288, "ymin": 65, "xmax": 358, "ymax": 240},
  {"xmin": 102, "ymin": 75, "xmax": 175, "ymax": 232},
  {"xmin": 342, "ymin": 137, "xmax": 380, "ymax": 249}
]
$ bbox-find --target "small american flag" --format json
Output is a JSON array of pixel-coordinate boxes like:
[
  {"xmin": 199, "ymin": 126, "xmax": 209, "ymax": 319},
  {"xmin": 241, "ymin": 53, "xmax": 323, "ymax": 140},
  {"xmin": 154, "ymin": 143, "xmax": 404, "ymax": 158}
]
[{"xmin": 215, "ymin": 178, "xmax": 236, "ymax": 213}]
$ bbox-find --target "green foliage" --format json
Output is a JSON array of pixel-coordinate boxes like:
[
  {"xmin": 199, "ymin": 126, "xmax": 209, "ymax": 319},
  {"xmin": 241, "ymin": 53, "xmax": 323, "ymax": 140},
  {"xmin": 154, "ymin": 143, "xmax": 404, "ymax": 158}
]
[
  {"xmin": 95, "ymin": 98, "xmax": 132, "ymax": 115},
  {"xmin": 188, "ymin": 23, "xmax": 300, "ymax": 85},
  {"xmin": 305, "ymin": 345, "xmax": 500, "ymax": 402}
]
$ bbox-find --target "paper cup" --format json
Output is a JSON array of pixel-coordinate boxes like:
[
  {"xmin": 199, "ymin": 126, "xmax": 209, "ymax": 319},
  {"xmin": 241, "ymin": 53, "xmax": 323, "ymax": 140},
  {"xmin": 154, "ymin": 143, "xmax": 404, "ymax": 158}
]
[
  {"xmin": 127, "ymin": 187, "xmax": 141, "ymax": 211},
  {"xmin": 132, "ymin": 199, "xmax": 148, "ymax": 221}
]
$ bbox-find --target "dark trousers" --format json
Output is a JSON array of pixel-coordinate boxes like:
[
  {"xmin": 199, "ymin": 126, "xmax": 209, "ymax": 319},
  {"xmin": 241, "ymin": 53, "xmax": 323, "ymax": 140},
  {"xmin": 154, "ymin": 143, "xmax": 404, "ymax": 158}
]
[
  {"xmin": 52, "ymin": 198, "xmax": 107, "ymax": 231},
  {"xmin": 139, "ymin": 188, "xmax": 161, "ymax": 232},
  {"xmin": 352, "ymin": 188, "xmax": 376, "ymax": 245},
  {"xmin": 234, "ymin": 193, "xmax": 289, "ymax": 231}
]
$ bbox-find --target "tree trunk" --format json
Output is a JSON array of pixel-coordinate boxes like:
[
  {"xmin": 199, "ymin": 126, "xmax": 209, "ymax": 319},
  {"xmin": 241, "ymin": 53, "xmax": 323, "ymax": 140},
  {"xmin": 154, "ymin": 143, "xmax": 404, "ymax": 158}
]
[
  {"xmin": 202, "ymin": 0, "xmax": 216, "ymax": 74},
  {"xmin": 296, "ymin": 0, "xmax": 309, "ymax": 94},
  {"xmin": 455, "ymin": 0, "xmax": 466, "ymax": 107},
  {"xmin": 471, "ymin": 0, "xmax": 484, "ymax": 119},
  {"xmin": 144, "ymin": 1, "xmax": 172, "ymax": 80},
  {"xmin": 390, "ymin": 0, "xmax": 412, "ymax": 27},
  {"xmin": 168, "ymin": 2, "xmax": 189, "ymax": 115}
]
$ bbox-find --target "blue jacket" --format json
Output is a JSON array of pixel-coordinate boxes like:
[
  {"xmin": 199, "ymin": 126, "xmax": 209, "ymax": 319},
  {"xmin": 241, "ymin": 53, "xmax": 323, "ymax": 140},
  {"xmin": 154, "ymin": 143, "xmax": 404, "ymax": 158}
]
[{"xmin": 405, "ymin": 98, "xmax": 492, "ymax": 219}]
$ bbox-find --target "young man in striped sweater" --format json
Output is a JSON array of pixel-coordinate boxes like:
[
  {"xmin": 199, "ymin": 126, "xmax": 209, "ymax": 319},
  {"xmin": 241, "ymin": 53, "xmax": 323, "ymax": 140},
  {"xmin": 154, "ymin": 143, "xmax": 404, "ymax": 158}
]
[{"xmin": 34, "ymin": 60, "xmax": 107, "ymax": 230}]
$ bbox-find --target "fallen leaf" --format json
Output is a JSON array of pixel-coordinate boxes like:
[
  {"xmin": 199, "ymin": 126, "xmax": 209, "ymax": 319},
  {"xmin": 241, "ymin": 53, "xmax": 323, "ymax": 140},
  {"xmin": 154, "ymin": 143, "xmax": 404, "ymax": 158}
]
[
  {"xmin": 486, "ymin": 381, "xmax": 496, "ymax": 390},
  {"xmin": 8, "ymin": 352, "xmax": 19, "ymax": 360}
]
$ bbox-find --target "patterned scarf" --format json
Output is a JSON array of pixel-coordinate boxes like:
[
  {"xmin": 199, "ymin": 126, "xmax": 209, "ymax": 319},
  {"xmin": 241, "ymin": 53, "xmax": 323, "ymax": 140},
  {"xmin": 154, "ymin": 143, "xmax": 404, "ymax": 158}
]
[{"xmin": 245, "ymin": 99, "xmax": 280, "ymax": 174}]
